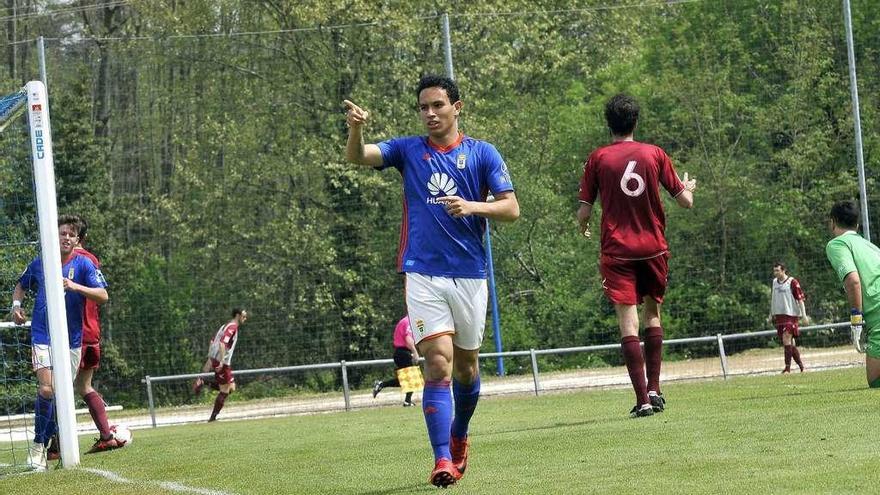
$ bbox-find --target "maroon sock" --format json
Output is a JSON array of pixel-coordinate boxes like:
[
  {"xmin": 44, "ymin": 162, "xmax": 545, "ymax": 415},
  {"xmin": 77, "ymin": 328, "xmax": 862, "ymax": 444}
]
[
  {"xmin": 791, "ymin": 345, "xmax": 804, "ymax": 369},
  {"xmin": 621, "ymin": 336, "xmax": 649, "ymax": 406},
  {"xmin": 783, "ymin": 345, "xmax": 792, "ymax": 370},
  {"xmin": 210, "ymin": 392, "xmax": 228, "ymax": 421},
  {"xmin": 83, "ymin": 391, "xmax": 112, "ymax": 440},
  {"xmin": 644, "ymin": 326, "xmax": 663, "ymax": 393}
]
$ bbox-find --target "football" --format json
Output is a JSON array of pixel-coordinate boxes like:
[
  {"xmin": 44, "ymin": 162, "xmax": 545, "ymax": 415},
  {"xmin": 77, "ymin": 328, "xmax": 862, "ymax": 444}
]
[{"xmin": 111, "ymin": 425, "xmax": 133, "ymax": 447}]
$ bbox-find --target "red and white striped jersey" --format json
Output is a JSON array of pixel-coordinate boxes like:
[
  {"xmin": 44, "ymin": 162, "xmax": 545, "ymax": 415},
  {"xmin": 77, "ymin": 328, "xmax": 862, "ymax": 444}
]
[{"xmin": 208, "ymin": 321, "xmax": 239, "ymax": 366}]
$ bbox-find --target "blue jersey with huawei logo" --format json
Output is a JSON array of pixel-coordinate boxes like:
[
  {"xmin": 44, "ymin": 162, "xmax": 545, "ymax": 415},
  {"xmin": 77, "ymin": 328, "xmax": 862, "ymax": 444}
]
[
  {"xmin": 377, "ymin": 134, "xmax": 514, "ymax": 278},
  {"xmin": 19, "ymin": 254, "xmax": 108, "ymax": 348}
]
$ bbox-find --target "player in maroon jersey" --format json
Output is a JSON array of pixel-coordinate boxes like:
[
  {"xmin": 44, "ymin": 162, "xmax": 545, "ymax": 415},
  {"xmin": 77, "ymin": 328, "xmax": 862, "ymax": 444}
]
[
  {"xmin": 47, "ymin": 216, "xmax": 124, "ymax": 457},
  {"xmin": 577, "ymin": 94, "xmax": 696, "ymax": 417},
  {"xmin": 768, "ymin": 262, "xmax": 810, "ymax": 373}
]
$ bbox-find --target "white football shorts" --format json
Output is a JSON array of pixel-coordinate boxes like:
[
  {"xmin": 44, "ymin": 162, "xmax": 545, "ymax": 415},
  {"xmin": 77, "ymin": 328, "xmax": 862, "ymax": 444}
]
[
  {"xmin": 32, "ymin": 344, "xmax": 82, "ymax": 377},
  {"xmin": 405, "ymin": 272, "xmax": 488, "ymax": 350}
]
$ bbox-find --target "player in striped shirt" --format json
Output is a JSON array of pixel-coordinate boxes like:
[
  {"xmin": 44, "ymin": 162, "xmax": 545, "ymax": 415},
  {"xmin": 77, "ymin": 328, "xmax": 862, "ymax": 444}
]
[{"xmin": 192, "ymin": 308, "xmax": 248, "ymax": 422}]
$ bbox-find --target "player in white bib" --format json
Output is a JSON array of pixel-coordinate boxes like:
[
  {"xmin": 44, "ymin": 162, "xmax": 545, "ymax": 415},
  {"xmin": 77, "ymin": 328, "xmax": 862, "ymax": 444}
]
[
  {"xmin": 192, "ymin": 308, "xmax": 248, "ymax": 421},
  {"xmin": 768, "ymin": 263, "xmax": 810, "ymax": 373}
]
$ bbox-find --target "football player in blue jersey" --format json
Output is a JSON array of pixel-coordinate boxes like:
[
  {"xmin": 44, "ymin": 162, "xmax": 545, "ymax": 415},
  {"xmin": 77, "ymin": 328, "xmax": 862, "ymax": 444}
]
[
  {"xmin": 12, "ymin": 215, "xmax": 109, "ymax": 470},
  {"xmin": 344, "ymin": 75, "xmax": 519, "ymax": 487}
]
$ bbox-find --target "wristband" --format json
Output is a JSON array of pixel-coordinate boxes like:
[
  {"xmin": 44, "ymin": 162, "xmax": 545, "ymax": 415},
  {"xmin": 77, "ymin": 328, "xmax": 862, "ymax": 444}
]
[
  {"xmin": 850, "ymin": 309, "xmax": 863, "ymax": 326},
  {"xmin": 12, "ymin": 300, "xmax": 21, "ymax": 309}
]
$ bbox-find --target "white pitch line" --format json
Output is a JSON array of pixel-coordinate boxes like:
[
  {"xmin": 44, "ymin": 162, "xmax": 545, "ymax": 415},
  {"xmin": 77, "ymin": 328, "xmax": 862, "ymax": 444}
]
[
  {"xmin": 158, "ymin": 481, "xmax": 238, "ymax": 495},
  {"xmin": 79, "ymin": 467, "xmax": 238, "ymax": 495}
]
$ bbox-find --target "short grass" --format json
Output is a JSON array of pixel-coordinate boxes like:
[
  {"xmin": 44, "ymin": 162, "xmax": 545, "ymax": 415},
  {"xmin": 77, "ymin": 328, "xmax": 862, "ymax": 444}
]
[{"xmin": 1, "ymin": 367, "xmax": 878, "ymax": 494}]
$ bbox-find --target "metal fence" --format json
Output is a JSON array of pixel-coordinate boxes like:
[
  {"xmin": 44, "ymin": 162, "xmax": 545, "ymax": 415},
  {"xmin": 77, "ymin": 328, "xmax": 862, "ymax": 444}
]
[{"xmin": 141, "ymin": 321, "xmax": 858, "ymax": 428}]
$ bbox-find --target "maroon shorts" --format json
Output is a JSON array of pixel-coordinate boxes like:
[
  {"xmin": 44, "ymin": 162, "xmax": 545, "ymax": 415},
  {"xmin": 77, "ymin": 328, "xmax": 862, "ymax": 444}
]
[
  {"xmin": 211, "ymin": 359, "xmax": 235, "ymax": 385},
  {"xmin": 775, "ymin": 315, "xmax": 800, "ymax": 338},
  {"xmin": 599, "ymin": 253, "xmax": 669, "ymax": 306},
  {"xmin": 79, "ymin": 343, "xmax": 101, "ymax": 370}
]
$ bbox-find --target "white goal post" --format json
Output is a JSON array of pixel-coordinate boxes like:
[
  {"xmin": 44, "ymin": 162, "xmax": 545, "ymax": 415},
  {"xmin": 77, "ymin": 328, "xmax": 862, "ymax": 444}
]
[{"xmin": 25, "ymin": 80, "xmax": 79, "ymax": 468}]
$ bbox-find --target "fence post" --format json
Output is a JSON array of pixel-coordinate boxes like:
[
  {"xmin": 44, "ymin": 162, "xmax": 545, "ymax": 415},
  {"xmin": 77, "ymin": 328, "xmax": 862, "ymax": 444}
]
[
  {"xmin": 441, "ymin": 13, "xmax": 455, "ymax": 81},
  {"xmin": 843, "ymin": 0, "xmax": 871, "ymax": 241},
  {"xmin": 530, "ymin": 349, "xmax": 541, "ymax": 396},
  {"xmin": 145, "ymin": 376, "xmax": 157, "ymax": 428},
  {"xmin": 716, "ymin": 334, "xmax": 729, "ymax": 380},
  {"xmin": 341, "ymin": 360, "xmax": 351, "ymax": 411}
]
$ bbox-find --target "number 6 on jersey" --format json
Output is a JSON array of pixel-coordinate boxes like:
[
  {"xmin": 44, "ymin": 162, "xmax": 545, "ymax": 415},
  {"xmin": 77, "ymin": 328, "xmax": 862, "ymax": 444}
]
[{"xmin": 620, "ymin": 160, "xmax": 645, "ymax": 197}]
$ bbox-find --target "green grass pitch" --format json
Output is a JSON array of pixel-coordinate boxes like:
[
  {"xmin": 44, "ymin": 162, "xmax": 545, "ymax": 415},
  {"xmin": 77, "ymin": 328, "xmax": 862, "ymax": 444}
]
[{"xmin": 2, "ymin": 367, "xmax": 878, "ymax": 494}]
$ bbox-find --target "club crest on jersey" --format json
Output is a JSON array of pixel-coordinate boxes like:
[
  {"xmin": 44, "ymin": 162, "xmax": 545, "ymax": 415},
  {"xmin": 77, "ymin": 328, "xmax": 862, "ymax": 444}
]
[
  {"xmin": 67, "ymin": 267, "xmax": 74, "ymax": 279},
  {"xmin": 456, "ymin": 153, "xmax": 467, "ymax": 169},
  {"xmin": 415, "ymin": 319, "xmax": 426, "ymax": 336}
]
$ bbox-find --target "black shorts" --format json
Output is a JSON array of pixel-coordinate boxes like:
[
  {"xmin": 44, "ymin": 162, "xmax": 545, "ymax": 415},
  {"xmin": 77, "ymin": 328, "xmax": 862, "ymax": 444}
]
[{"xmin": 392, "ymin": 347, "xmax": 416, "ymax": 369}]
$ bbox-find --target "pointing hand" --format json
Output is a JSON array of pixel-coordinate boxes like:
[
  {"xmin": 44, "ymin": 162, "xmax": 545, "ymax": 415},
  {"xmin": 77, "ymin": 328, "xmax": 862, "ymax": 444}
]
[{"xmin": 343, "ymin": 100, "xmax": 370, "ymax": 128}]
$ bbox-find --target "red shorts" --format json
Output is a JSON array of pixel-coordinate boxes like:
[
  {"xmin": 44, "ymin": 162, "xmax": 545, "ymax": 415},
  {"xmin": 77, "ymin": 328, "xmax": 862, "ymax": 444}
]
[
  {"xmin": 79, "ymin": 343, "xmax": 101, "ymax": 370},
  {"xmin": 211, "ymin": 359, "xmax": 235, "ymax": 385},
  {"xmin": 599, "ymin": 253, "xmax": 669, "ymax": 305},
  {"xmin": 775, "ymin": 315, "xmax": 800, "ymax": 338}
]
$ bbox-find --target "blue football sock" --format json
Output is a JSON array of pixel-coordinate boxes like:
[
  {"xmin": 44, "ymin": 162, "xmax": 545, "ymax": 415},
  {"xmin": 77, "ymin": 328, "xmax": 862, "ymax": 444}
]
[
  {"xmin": 422, "ymin": 380, "xmax": 452, "ymax": 461},
  {"xmin": 34, "ymin": 394, "xmax": 55, "ymax": 445},
  {"xmin": 451, "ymin": 376, "xmax": 480, "ymax": 439}
]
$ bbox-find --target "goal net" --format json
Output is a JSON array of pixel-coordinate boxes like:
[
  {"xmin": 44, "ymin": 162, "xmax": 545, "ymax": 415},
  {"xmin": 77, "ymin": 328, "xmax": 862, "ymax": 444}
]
[{"xmin": 0, "ymin": 81, "xmax": 79, "ymax": 474}]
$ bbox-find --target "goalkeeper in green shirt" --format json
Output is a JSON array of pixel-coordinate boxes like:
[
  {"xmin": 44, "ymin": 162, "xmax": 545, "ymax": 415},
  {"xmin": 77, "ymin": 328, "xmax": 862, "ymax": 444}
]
[{"xmin": 825, "ymin": 200, "xmax": 880, "ymax": 387}]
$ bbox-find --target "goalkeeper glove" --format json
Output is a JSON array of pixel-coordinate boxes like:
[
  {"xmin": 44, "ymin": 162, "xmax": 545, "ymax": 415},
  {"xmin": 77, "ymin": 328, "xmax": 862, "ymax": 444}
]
[{"xmin": 851, "ymin": 309, "xmax": 866, "ymax": 354}]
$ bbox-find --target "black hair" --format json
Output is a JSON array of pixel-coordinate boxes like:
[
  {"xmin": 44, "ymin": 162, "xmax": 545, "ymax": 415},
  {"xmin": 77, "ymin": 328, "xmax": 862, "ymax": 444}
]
[
  {"xmin": 58, "ymin": 214, "xmax": 80, "ymax": 235},
  {"xmin": 232, "ymin": 307, "xmax": 246, "ymax": 318},
  {"xmin": 605, "ymin": 93, "xmax": 640, "ymax": 136},
  {"xmin": 830, "ymin": 200, "xmax": 859, "ymax": 230},
  {"xmin": 76, "ymin": 215, "xmax": 89, "ymax": 240},
  {"xmin": 416, "ymin": 75, "xmax": 460, "ymax": 105}
]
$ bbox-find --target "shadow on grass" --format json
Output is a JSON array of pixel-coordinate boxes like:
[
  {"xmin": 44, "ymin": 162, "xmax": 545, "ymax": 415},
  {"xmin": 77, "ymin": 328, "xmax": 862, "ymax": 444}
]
[
  {"xmin": 356, "ymin": 482, "xmax": 434, "ymax": 494},
  {"xmin": 725, "ymin": 386, "xmax": 867, "ymax": 401},
  {"xmin": 479, "ymin": 417, "xmax": 609, "ymax": 437}
]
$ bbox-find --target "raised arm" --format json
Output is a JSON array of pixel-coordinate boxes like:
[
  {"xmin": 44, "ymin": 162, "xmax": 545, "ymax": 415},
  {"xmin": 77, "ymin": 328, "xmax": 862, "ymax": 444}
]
[{"xmin": 344, "ymin": 100, "xmax": 384, "ymax": 167}]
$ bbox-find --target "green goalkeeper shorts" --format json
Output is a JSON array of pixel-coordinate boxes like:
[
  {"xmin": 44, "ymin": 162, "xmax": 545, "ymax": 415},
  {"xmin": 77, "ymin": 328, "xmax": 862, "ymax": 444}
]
[{"xmin": 867, "ymin": 324, "xmax": 880, "ymax": 359}]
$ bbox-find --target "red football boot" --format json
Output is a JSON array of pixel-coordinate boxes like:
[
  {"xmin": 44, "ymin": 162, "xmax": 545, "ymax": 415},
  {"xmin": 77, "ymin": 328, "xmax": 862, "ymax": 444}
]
[
  {"xmin": 46, "ymin": 434, "xmax": 60, "ymax": 461},
  {"xmin": 86, "ymin": 436, "xmax": 123, "ymax": 454},
  {"xmin": 450, "ymin": 436, "xmax": 469, "ymax": 475},
  {"xmin": 429, "ymin": 458, "xmax": 461, "ymax": 488}
]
